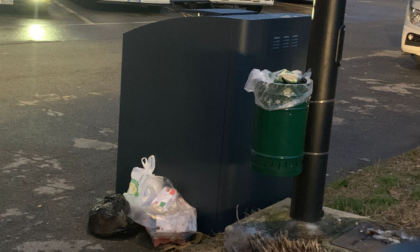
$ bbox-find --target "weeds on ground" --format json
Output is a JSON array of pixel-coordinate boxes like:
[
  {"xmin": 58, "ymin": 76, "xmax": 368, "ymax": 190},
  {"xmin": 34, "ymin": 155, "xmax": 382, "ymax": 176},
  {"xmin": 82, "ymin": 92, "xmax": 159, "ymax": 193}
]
[
  {"xmin": 324, "ymin": 147, "xmax": 420, "ymax": 235},
  {"xmin": 182, "ymin": 233, "xmax": 225, "ymax": 252},
  {"xmin": 249, "ymin": 233, "xmax": 341, "ymax": 252}
]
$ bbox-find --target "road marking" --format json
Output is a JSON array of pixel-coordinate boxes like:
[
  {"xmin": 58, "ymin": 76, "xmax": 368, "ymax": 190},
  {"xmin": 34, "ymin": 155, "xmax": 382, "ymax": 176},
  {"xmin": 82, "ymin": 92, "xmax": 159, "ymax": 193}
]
[
  {"xmin": 86, "ymin": 21, "xmax": 156, "ymax": 25},
  {"xmin": 165, "ymin": 7, "xmax": 175, "ymax": 11},
  {"xmin": 54, "ymin": 0, "xmax": 94, "ymax": 24}
]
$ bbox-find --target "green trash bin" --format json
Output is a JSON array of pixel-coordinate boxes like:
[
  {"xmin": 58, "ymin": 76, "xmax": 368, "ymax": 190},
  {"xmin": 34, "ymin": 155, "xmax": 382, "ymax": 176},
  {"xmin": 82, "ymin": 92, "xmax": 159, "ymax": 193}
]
[
  {"xmin": 251, "ymin": 102, "xmax": 308, "ymax": 177},
  {"xmin": 245, "ymin": 70, "xmax": 313, "ymax": 177}
]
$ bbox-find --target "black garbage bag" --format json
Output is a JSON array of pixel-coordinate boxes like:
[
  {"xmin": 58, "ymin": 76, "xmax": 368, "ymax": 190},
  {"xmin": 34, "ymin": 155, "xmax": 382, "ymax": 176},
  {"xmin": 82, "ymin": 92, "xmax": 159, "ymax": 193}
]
[{"xmin": 88, "ymin": 194, "xmax": 141, "ymax": 238}]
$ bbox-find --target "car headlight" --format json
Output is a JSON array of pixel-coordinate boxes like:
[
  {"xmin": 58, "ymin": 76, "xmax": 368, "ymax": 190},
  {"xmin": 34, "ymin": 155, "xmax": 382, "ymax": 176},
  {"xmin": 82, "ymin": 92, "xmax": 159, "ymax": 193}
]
[
  {"xmin": 410, "ymin": 0, "xmax": 420, "ymax": 26},
  {"xmin": 410, "ymin": 9, "xmax": 420, "ymax": 26}
]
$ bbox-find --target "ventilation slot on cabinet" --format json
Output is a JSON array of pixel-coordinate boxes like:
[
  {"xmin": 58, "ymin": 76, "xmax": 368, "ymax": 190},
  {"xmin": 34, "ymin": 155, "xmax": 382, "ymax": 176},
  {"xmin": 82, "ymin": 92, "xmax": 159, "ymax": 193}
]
[
  {"xmin": 282, "ymin": 36, "xmax": 290, "ymax": 48},
  {"xmin": 272, "ymin": 36, "xmax": 280, "ymax": 50},
  {"xmin": 291, "ymin": 35, "xmax": 298, "ymax": 47},
  {"xmin": 272, "ymin": 35, "xmax": 298, "ymax": 50}
]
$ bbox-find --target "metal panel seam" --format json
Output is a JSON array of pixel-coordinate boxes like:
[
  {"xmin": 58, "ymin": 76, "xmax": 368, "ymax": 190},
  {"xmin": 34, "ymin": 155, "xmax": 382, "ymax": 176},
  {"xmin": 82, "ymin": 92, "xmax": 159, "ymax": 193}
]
[{"xmin": 215, "ymin": 18, "xmax": 235, "ymax": 229}]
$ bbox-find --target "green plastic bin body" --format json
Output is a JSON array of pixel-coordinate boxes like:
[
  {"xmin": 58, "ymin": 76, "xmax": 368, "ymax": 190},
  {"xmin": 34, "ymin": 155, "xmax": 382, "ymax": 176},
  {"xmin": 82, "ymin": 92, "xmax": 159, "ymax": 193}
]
[{"xmin": 251, "ymin": 102, "xmax": 308, "ymax": 177}]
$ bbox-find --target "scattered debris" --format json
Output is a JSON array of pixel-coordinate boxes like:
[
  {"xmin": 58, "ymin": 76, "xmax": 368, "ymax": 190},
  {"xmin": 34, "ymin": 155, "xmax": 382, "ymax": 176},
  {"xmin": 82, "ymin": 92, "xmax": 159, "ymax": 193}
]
[
  {"xmin": 88, "ymin": 194, "xmax": 141, "ymax": 238},
  {"xmin": 366, "ymin": 228, "xmax": 417, "ymax": 244},
  {"xmin": 162, "ymin": 232, "xmax": 203, "ymax": 251}
]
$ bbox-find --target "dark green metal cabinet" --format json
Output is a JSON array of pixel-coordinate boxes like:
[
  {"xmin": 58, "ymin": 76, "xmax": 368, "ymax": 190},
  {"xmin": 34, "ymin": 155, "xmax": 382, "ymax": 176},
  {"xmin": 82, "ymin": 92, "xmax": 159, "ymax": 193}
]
[{"xmin": 116, "ymin": 13, "xmax": 311, "ymax": 234}]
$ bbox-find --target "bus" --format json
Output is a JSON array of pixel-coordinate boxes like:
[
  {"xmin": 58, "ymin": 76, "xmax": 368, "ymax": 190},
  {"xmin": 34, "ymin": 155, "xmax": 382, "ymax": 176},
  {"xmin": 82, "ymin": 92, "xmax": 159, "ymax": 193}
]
[{"xmin": 0, "ymin": 0, "xmax": 51, "ymax": 15}]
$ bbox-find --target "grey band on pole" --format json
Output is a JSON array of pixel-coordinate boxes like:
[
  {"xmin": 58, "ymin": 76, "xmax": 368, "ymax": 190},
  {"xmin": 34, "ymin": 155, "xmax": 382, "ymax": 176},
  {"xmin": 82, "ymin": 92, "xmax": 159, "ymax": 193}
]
[
  {"xmin": 309, "ymin": 99, "xmax": 335, "ymax": 104},
  {"xmin": 304, "ymin": 152, "xmax": 329, "ymax": 156}
]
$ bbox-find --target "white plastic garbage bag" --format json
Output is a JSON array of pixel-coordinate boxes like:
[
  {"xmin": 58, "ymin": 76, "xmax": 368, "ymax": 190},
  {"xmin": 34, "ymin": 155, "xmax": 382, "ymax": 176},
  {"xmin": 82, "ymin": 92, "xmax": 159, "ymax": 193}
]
[
  {"xmin": 245, "ymin": 68, "xmax": 313, "ymax": 111},
  {"xmin": 123, "ymin": 155, "xmax": 197, "ymax": 247}
]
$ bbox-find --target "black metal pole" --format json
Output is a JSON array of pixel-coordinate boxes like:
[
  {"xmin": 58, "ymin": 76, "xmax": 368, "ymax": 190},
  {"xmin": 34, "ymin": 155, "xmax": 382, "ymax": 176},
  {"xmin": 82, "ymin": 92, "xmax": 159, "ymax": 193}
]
[{"xmin": 290, "ymin": 0, "xmax": 347, "ymax": 222}]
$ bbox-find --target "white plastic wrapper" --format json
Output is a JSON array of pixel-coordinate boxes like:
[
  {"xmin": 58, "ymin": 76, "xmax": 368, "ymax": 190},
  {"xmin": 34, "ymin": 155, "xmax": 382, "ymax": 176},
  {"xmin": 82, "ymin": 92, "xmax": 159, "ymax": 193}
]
[
  {"xmin": 244, "ymin": 69, "xmax": 313, "ymax": 111},
  {"xmin": 123, "ymin": 155, "xmax": 197, "ymax": 247}
]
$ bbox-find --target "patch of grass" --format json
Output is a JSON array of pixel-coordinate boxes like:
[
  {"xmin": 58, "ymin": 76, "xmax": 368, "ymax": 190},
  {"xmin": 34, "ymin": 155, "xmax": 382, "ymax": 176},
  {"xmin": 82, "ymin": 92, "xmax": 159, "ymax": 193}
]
[
  {"xmin": 329, "ymin": 198, "xmax": 367, "ymax": 216},
  {"xmin": 329, "ymin": 195, "xmax": 398, "ymax": 217},
  {"xmin": 408, "ymin": 172, "xmax": 420, "ymax": 180},
  {"xmin": 324, "ymin": 146, "xmax": 420, "ymax": 235},
  {"xmin": 373, "ymin": 186, "xmax": 388, "ymax": 195},
  {"xmin": 330, "ymin": 178, "xmax": 349, "ymax": 189},
  {"xmin": 406, "ymin": 149, "xmax": 420, "ymax": 162},
  {"xmin": 412, "ymin": 186, "xmax": 420, "ymax": 201},
  {"xmin": 372, "ymin": 174, "xmax": 400, "ymax": 196},
  {"xmin": 368, "ymin": 195, "xmax": 398, "ymax": 208},
  {"xmin": 364, "ymin": 163, "xmax": 383, "ymax": 173},
  {"xmin": 376, "ymin": 174, "xmax": 399, "ymax": 188}
]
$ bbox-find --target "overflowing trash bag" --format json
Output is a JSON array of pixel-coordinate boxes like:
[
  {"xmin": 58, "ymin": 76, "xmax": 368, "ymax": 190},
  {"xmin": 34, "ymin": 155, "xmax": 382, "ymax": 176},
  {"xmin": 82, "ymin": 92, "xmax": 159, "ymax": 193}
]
[
  {"xmin": 244, "ymin": 68, "xmax": 313, "ymax": 111},
  {"xmin": 123, "ymin": 155, "xmax": 197, "ymax": 247},
  {"xmin": 88, "ymin": 194, "xmax": 142, "ymax": 238}
]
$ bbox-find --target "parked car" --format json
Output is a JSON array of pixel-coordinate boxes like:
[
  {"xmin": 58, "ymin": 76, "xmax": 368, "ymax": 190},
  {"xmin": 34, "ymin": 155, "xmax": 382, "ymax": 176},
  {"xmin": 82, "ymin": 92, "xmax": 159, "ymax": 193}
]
[
  {"xmin": 0, "ymin": 0, "xmax": 51, "ymax": 15},
  {"xmin": 402, "ymin": 0, "xmax": 420, "ymax": 64},
  {"xmin": 72, "ymin": 0, "xmax": 271, "ymax": 13}
]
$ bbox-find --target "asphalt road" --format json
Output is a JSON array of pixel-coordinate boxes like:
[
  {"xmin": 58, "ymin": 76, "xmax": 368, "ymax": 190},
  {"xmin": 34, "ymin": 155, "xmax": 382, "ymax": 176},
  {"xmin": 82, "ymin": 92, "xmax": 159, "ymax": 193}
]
[
  {"xmin": 330, "ymin": 0, "xmax": 420, "ymax": 179},
  {"xmin": 0, "ymin": 0, "xmax": 419, "ymax": 251}
]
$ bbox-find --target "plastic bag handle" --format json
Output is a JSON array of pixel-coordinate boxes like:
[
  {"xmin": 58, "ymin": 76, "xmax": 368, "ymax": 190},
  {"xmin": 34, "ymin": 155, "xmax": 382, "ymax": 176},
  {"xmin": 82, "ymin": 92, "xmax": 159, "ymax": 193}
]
[
  {"xmin": 136, "ymin": 155, "xmax": 156, "ymax": 198},
  {"xmin": 141, "ymin": 155, "xmax": 156, "ymax": 173}
]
